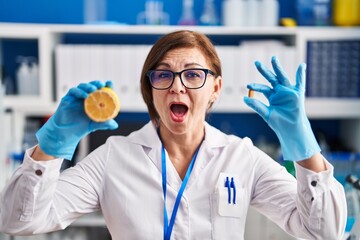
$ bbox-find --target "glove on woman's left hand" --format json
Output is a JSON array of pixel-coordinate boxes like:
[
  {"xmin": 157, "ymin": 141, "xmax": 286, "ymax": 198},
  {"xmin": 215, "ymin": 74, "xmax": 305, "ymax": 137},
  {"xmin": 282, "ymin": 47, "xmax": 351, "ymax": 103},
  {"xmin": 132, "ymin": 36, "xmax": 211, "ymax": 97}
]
[
  {"xmin": 244, "ymin": 56, "xmax": 321, "ymax": 161},
  {"xmin": 36, "ymin": 80, "xmax": 118, "ymax": 160}
]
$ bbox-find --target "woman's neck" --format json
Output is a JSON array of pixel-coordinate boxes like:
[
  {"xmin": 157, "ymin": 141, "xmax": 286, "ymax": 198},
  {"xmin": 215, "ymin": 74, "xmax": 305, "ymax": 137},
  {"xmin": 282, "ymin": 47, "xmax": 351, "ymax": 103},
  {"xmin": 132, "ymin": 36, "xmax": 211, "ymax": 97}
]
[{"xmin": 159, "ymin": 124, "xmax": 205, "ymax": 179}]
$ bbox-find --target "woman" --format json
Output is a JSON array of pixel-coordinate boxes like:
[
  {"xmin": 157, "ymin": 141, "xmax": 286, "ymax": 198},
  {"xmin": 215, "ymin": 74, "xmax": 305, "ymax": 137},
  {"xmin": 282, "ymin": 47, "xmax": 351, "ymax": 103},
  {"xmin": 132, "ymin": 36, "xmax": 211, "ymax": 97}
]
[{"xmin": 0, "ymin": 30, "xmax": 346, "ymax": 239}]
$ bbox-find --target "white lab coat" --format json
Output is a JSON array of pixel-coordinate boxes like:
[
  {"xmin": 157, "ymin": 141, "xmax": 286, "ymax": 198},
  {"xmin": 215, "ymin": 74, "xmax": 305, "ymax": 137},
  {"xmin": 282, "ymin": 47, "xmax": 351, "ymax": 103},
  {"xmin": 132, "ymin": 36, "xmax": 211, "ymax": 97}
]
[{"xmin": 0, "ymin": 121, "xmax": 347, "ymax": 239}]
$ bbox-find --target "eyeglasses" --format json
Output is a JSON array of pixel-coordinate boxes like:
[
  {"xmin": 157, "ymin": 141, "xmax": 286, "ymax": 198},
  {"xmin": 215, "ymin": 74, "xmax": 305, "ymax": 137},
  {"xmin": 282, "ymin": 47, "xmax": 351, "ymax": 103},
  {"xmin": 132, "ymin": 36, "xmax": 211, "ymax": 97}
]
[{"xmin": 147, "ymin": 68, "xmax": 215, "ymax": 90}]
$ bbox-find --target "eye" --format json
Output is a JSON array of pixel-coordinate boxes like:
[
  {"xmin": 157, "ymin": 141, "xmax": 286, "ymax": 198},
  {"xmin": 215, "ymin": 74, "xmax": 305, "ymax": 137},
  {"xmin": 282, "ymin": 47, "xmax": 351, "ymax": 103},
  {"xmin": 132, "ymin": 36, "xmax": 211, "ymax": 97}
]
[
  {"xmin": 184, "ymin": 70, "xmax": 202, "ymax": 79},
  {"xmin": 156, "ymin": 71, "xmax": 172, "ymax": 79}
]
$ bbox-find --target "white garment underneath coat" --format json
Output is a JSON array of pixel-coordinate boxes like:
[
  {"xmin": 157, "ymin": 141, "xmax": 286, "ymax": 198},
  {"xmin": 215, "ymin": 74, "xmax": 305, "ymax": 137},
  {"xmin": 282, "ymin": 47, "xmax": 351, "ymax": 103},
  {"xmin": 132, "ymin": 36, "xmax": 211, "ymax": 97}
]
[{"xmin": 0, "ymin": 121, "xmax": 347, "ymax": 239}]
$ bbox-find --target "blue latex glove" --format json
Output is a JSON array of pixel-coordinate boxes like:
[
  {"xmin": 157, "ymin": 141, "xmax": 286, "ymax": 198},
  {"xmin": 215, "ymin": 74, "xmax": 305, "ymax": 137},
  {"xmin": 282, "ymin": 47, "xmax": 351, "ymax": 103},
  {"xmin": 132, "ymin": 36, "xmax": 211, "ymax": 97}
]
[
  {"xmin": 36, "ymin": 81, "xmax": 118, "ymax": 160},
  {"xmin": 243, "ymin": 56, "xmax": 320, "ymax": 161}
]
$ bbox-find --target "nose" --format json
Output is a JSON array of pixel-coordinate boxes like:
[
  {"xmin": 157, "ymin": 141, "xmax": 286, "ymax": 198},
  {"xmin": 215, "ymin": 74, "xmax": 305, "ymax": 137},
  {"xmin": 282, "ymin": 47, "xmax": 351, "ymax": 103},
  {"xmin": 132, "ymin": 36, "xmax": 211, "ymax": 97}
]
[{"xmin": 170, "ymin": 74, "xmax": 186, "ymax": 93}]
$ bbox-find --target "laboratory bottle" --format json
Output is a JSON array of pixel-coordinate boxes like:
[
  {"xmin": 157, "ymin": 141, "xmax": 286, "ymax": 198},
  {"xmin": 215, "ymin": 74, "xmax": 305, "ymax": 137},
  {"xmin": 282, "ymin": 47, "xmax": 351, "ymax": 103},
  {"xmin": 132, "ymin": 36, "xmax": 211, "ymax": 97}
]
[
  {"xmin": 296, "ymin": 0, "xmax": 315, "ymax": 25},
  {"xmin": 222, "ymin": 0, "xmax": 248, "ymax": 26},
  {"xmin": 179, "ymin": 0, "xmax": 196, "ymax": 25},
  {"xmin": 200, "ymin": 0, "xmax": 219, "ymax": 25},
  {"xmin": 333, "ymin": 0, "xmax": 360, "ymax": 26},
  {"xmin": 29, "ymin": 62, "xmax": 39, "ymax": 95},
  {"xmin": 297, "ymin": 0, "xmax": 332, "ymax": 26},
  {"xmin": 247, "ymin": 0, "xmax": 260, "ymax": 26},
  {"xmin": 313, "ymin": 0, "xmax": 332, "ymax": 25},
  {"xmin": 84, "ymin": 0, "xmax": 107, "ymax": 24},
  {"xmin": 16, "ymin": 58, "xmax": 31, "ymax": 95},
  {"xmin": 137, "ymin": 1, "xmax": 169, "ymax": 25},
  {"xmin": 259, "ymin": 0, "xmax": 279, "ymax": 27}
]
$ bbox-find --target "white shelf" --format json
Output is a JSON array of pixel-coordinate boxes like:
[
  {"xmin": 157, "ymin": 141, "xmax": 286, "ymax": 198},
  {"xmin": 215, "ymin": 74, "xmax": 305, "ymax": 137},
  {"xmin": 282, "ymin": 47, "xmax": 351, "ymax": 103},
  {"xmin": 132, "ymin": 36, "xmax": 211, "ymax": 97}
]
[
  {"xmin": 1, "ymin": 23, "xmax": 359, "ymax": 119},
  {"xmin": 7, "ymin": 97, "xmax": 356, "ymax": 119},
  {"xmin": 3, "ymin": 97, "xmax": 58, "ymax": 115},
  {"xmin": 213, "ymin": 98, "xmax": 360, "ymax": 119},
  {"xmin": 3, "ymin": 22, "xmax": 359, "ymax": 36},
  {"xmin": 0, "ymin": 24, "xmax": 49, "ymax": 38},
  {"xmin": 0, "ymin": 23, "xmax": 298, "ymax": 35},
  {"xmin": 305, "ymin": 98, "xmax": 360, "ymax": 119},
  {"xmin": 0, "ymin": 24, "xmax": 57, "ymax": 110}
]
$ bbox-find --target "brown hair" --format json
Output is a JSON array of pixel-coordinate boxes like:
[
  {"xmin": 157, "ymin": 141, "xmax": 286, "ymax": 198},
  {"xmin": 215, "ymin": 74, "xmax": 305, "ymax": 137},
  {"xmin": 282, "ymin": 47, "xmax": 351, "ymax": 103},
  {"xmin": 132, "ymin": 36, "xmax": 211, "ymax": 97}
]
[{"xmin": 140, "ymin": 30, "xmax": 222, "ymax": 125}]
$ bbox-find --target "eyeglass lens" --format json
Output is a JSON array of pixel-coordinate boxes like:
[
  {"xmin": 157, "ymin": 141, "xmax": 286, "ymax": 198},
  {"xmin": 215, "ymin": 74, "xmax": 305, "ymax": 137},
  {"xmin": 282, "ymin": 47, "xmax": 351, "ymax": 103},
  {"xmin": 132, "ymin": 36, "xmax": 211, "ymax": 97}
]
[{"xmin": 150, "ymin": 69, "xmax": 207, "ymax": 89}]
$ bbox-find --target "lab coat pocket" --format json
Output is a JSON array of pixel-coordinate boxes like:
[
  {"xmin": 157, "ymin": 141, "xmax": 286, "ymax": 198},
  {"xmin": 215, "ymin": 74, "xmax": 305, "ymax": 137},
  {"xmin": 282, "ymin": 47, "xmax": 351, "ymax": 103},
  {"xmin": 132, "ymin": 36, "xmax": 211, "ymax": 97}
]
[
  {"xmin": 210, "ymin": 173, "xmax": 247, "ymax": 239},
  {"xmin": 217, "ymin": 186, "xmax": 243, "ymax": 217}
]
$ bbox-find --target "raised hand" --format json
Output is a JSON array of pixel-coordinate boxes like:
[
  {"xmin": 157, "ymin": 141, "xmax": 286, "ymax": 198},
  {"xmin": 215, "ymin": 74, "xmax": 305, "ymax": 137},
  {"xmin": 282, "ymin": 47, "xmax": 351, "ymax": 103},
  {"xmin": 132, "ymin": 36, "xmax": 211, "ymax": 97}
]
[
  {"xmin": 36, "ymin": 80, "xmax": 118, "ymax": 160},
  {"xmin": 244, "ymin": 56, "xmax": 320, "ymax": 161}
]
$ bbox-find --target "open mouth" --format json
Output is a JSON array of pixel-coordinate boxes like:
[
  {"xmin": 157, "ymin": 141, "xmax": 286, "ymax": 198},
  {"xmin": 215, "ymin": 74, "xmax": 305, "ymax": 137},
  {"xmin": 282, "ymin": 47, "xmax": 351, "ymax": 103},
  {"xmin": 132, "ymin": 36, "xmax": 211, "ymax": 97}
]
[{"xmin": 170, "ymin": 103, "xmax": 188, "ymax": 122}]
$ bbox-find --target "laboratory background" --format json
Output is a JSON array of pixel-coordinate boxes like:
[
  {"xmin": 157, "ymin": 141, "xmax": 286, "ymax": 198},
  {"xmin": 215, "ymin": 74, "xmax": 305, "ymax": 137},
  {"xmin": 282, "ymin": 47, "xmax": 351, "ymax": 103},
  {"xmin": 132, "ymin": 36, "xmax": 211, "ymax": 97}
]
[{"xmin": 0, "ymin": 0, "xmax": 359, "ymax": 239}]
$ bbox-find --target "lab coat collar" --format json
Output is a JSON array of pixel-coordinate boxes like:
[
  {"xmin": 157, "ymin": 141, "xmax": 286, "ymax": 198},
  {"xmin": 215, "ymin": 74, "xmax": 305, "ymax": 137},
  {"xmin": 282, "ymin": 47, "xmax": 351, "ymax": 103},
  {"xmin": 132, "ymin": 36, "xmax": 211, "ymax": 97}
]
[
  {"xmin": 203, "ymin": 121, "xmax": 229, "ymax": 148},
  {"xmin": 128, "ymin": 121, "xmax": 228, "ymax": 189},
  {"xmin": 128, "ymin": 121, "xmax": 161, "ymax": 149},
  {"xmin": 128, "ymin": 121, "xmax": 228, "ymax": 150}
]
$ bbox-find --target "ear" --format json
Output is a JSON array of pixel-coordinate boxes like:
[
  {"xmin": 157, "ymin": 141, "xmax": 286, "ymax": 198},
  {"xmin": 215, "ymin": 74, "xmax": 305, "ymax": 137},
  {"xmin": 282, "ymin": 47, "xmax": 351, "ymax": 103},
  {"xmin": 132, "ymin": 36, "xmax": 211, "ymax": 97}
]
[{"xmin": 211, "ymin": 76, "xmax": 222, "ymax": 101}]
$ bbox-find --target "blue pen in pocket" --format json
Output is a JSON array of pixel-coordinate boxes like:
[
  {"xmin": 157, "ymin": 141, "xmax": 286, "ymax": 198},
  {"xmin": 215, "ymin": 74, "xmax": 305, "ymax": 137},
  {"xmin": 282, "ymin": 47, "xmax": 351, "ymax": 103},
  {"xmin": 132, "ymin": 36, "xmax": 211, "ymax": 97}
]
[
  {"xmin": 224, "ymin": 177, "xmax": 231, "ymax": 204},
  {"xmin": 217, "ymin": 173, "xmax": 243, "ymax": 217},
  {"xmin": 230, "ymin": 177, "xmax": 236, "ymax": 204}
]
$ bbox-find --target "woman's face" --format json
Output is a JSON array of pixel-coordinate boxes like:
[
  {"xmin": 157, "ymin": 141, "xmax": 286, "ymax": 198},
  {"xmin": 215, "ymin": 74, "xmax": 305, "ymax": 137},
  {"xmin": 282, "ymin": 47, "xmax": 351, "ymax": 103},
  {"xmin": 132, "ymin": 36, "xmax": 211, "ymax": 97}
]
[{"xmin": 152, "ymin": 47, "xmax": 222, "ymax": 136}]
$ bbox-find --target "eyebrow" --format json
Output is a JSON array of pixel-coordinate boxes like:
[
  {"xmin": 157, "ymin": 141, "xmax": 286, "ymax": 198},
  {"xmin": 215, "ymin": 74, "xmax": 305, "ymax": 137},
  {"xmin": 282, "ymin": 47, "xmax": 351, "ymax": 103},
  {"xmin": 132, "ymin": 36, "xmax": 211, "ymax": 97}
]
[{"xmin": 156, "ymin": 62, "xmax": 205, "ymax": 69}]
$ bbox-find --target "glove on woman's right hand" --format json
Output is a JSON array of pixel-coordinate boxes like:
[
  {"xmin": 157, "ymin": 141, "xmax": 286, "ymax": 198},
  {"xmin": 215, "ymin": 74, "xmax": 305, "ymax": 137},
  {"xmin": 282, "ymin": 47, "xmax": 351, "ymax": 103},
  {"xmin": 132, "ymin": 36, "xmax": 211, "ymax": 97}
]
[
  {"xmin": 36, "ymin": 81, "xmax": 118, "ymax": 160},
  {"xmin": 244, "ymin": 57, "xmax": 320, "ymax": 161}
]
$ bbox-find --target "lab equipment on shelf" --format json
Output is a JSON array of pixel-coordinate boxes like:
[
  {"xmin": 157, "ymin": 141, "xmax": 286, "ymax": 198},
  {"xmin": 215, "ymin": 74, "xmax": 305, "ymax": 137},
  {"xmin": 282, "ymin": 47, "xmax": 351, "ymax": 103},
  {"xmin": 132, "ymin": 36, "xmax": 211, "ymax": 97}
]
[
  {"xmin": 222, "ymin": 0, "xmax": 279, "ymax": 27},
  {"xmin": 333, "ymin": 0, "xmax": 360, "ymax": 26},
  {"xmin": 199, "ymin": 0, "xmax": 219, "ymax": 26},
  {"xmin": 137, "ymin": 0, "xmax": 169, "ymax": 25},
  {"xmin": 16, "ymin": 56, "xmax": 39, "ymax": 96},
  {"xmin": 347, "ymin": 175, "xmax": 360, "ymax": 191},
  {"xmin": 222, "ymin": 0, "xmax": 247, "ymax": 26},
  {"xmin": 260, "ymin": 0, "xmax": 279, "ymax": 27},
  {"xmin": 178, "ymin": 0, "xmax": 196, "ymax": 25},
  {"xmin": 84, "ymin": 0, "xmax": 107, "ymax": 24},
  {"xmin": 296, "ymin": 0, "xmax": 332, "ymax": 26},
  {"xmin": 247, "ymin": 0, "xmax": 260, "ymax": 26},
  {"xmin": 55, "ymin": 44, "xmax": 150, "ymax": 111}
]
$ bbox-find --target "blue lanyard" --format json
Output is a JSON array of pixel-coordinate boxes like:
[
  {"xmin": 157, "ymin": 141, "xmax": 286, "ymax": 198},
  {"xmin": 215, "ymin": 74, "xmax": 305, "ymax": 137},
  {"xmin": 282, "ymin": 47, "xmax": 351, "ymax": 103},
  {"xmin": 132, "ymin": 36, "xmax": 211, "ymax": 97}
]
[{"xmin": 161, "ymin": 144, "xmax": 201, "ymax": 240}]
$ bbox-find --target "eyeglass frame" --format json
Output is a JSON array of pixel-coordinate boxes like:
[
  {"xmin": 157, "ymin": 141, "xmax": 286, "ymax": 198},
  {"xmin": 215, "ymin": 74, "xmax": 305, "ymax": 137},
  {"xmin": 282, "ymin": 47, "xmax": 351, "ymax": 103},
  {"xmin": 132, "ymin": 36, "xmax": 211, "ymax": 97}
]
[{"xmin": 146, "ymin": 68, "xmax": 216, "ymax": 90}]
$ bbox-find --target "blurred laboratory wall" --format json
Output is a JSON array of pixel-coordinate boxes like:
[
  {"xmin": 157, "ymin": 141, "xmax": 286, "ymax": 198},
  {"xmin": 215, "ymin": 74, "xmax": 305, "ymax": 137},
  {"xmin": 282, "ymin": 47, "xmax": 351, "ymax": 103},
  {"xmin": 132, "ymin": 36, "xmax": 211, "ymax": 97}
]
[
  {"xmin": 0, "ymin": 0, "xmax": 350, "ymax": 154},
  {"xmin": 0, "ymin": 0, "xmax": 296, "ymax": 25}
]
